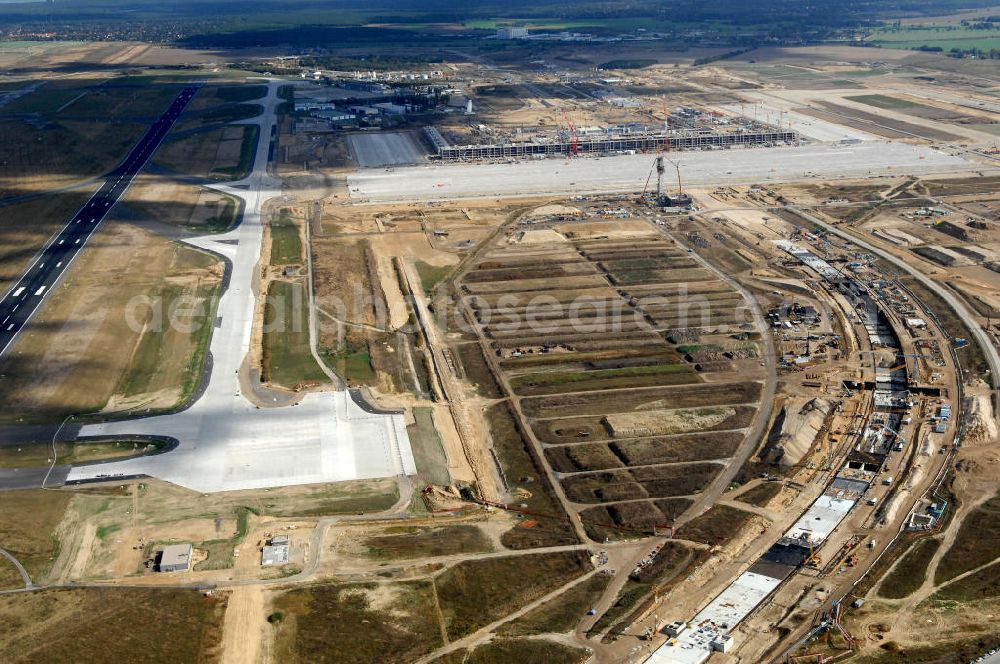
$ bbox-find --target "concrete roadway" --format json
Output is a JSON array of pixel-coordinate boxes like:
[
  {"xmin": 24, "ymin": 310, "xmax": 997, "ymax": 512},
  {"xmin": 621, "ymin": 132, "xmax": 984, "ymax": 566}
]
[{"xmin": 0, "ymin": 86, "xmax": 199, "ymax": 358}]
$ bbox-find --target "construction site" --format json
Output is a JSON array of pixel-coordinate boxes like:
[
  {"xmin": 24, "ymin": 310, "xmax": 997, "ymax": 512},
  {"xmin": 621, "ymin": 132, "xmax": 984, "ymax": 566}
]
[
  {"xmin": 424, "ymin": 117, "xmax": 798, "ymax": 161},
  {"xmin": 4, "ymin": 27, "xmax": 1000, "ymax": 664}
]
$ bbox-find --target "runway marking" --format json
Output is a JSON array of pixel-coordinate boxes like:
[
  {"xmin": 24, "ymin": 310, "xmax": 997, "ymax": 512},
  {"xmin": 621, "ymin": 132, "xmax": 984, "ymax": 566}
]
[
  {"xmin": 12, "ymin": 287, "xmax": 24, "ymax": 298},
  {"xmin": 6, "ymin": 324, "xmax": 13, "ymax": 331},
  {"xmin": 34, "ymin": 286, "xmax": 46, "ymax": 296}
]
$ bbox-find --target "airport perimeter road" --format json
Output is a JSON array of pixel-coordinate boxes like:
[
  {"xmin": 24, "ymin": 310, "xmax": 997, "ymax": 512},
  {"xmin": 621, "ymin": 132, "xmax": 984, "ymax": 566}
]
[{"xmin": 0, "ymin": 85, "xmax": 199, "ymax": 358}]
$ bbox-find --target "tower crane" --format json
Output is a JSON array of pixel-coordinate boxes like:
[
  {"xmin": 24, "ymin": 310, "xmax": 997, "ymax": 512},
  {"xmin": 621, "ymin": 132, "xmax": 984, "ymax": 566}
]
[{"xmin": 561, "ymin": 109, "xmax": 579, "ymax": 156}]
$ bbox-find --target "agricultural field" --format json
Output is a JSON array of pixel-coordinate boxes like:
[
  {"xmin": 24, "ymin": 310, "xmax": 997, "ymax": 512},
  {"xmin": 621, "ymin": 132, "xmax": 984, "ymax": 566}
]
[
  {"xmin": 452, "ymin": 215, "xmax": 765, "ymax": 540},
  {"xmin": 866, "ymin": 25, "xmax": 1000, "ymax": 52}
]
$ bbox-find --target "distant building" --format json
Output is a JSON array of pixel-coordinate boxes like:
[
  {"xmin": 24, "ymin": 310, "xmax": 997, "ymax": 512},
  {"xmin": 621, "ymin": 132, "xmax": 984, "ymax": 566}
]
[
  {"xmin": 261, "ymin": 545, "xmax": 289, "ymax": 566},
  {"xmin": 158, "ymin": 543, "xmax": 192, "ymax": 573},
  {"xmin": 496, "ymin": 27, "xmax": 528, "ymax": 40},
  {"xmin": 372, "ymin": 102, "xmax": 408, "ymax": 115},
  {"xmin": 262, "ymin": 534, "xmax": 290, "ymax": 566}
]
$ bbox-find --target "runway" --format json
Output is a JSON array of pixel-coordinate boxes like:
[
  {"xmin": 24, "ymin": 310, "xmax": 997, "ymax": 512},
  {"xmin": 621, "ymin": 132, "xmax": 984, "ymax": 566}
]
[{"xmin": 0, "ymin": 85, "xmax": 199, "ymax": 357}]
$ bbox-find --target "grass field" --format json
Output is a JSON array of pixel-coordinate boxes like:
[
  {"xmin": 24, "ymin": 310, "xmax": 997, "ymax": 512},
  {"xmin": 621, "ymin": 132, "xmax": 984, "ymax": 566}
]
[
  {"xmin": 414, "ymin": 261, "xmax": 451, "ymax": 294},
  {"xmin": 264, "ymin": 481, "xmax": 400, "ymax": 517},
  {"xmin": 455, "ymin": 342, "xmax": 503, "ymax": 398},
  {"xmin": 520, "ymin": 382, "xmax": 761, "ymax": 419},
  {"xmin": 215, "ymin": 85, "xmax": 268, "ymax": 103},
  {"xmin": 262, "ymin": 280, "xmax": 330, "ymax": 389},
  {"xmin": 0, "ymin": 439, "xmax": 168, "ymax": 469},
  {"xmin": 211, "ymin": 125, "xmax": 259, "ymax": 180},
  {"xmin": 509, "ymin": 364, "xmax": 698, "ymax": 396},
  {"xmin": 561, "ymin": 464, "xmax": 721, "ymax": 504},
  {"xmin": 434, "ymin": 550, "xmax": 592, "ymax": 640},
  {"xmin": 362, "ymin": 524, "xmax": 493, "ymax": 560},
  {"xmin": 0, "ymin": 119, "xmax": 145, "ymax": 199},
  {"xmin": 933, "ymin": 560, "xmax": 1000, "ymax": 602},
  {"xmin": 677, "ymin": 504, "xmax": 756, "ymax": 546},
  {"xmin": 273, "ymin": 580, "xmax": 442, "ymax": 664},
  {"xmin": 198, "ymin": 103, "xmax": 263, "ymax": 125},
  {"xmin": 935, "ymin": 491, "xmax": 1000, "ymax": 584},
  {"xmin": 497, "ymin": 573, "xmax": 610, "ymax": 636},
  {"xmin": 458, "ymin": 639, "xmax": 589, "ymax": 664},
  {"xmin": 0, "ymin": 587, "xmax": 227, "ymax": 663},
  {"xmin": 0, "ymin": 490, "xmax": 71, "ymax": 581},
  {"xmin": 115, "ymin": 279, "xmax": 220, "ymax": 406},
  {"xmin": 4, "ymin": 86, "xmax": 87, "ymax": 114},
  {"xmin": 485, "ymin": 402, "xmax": 579, "ymax": 549},
  {"xmin": 587, "ymin": 579, "xmax": 649, "ymax": 638},
  {"xmin": 270, "ymin": 208, "xmax": 303, "ymax": 265},
  {"xmin": 325, "ymin": 335, "xmax": 377, "ymax": 385},
  {"xmin": 868, "ymin": 26, "xmax": 1000, "ymax": 51},
  {"xmin": 850, "ymin": 633, "xmax": 1000, "ymax": 664},
  {"xmin": 969, "ymin": 123, "xmax": 1000, "ymax": 136},
  {"xmin": 0, "ymin": 556, "xmax": 22, "ymax": 589},
  {"xmin": 734, "ymin": 481, "xmax": 783, "ymax": 507},
  {"xmin": 846, "ymin": 94, "xmax": 920, "ymax": 110},
  {"xmin": 192, "ymin": 506, "xmax": 254, "ymax": 571},
  {"xmin": 59, "ymin": 85, "xmax": 183, "ymax": 119},
  {"xmin": 580, "ymin": 499, "xmax": 693, "ymax": 541},
  {"xmin": 879, "ymin": 537, "xmax": 941, "ymax": 599},
  {"xmin": 406, "ymin": 406, "xmax": 451, "ymax": 485}
]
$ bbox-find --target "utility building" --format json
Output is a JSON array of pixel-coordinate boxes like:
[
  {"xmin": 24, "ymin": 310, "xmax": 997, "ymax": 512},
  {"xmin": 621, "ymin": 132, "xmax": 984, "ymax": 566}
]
[{"xmin": 158, "ymin": 543, "xmax": 192, "ymax": 573}]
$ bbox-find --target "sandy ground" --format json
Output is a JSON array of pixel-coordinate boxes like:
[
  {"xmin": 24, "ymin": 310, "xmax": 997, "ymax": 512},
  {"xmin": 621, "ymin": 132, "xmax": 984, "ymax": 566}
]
[{"xmin": 220, "ymin": 586, "xmax": 269, "ymax": 664}]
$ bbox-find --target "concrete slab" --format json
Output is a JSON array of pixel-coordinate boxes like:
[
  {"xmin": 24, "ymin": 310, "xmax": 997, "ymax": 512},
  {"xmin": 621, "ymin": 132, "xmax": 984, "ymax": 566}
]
[
  {"xmin": 348, "ymin": 131, "xmax": 428, "ymax": 168},
  {"xmin": 66, "ymin": 81, "xmax": 416, "ymax": 493},
  {"xmin": 719, "ymin": 103, "xmax": 878, "ymax": 143},
  {"xmin": 347, "ymin": 141, "xmax": 975, "ymax": 203}
]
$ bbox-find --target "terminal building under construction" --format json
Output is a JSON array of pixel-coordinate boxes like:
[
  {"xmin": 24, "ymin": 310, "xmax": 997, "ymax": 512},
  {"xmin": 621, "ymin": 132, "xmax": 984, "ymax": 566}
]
[{"xmin": 424, "ymin": 125, "xmax": 799, "ymax": 161}]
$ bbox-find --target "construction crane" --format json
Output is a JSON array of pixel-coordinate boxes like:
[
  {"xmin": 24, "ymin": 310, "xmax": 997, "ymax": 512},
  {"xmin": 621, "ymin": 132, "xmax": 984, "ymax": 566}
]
[
  {"xmin": 561, "ymin": 109, "xmax": 579, "ymax": 156},
  {"xmin": 664, "ymin": 156, "xmax": 683, "ymax": 196},
  {"xmin": 640, "ymin": 159, "xmax": 657, "ymax": 203}
]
